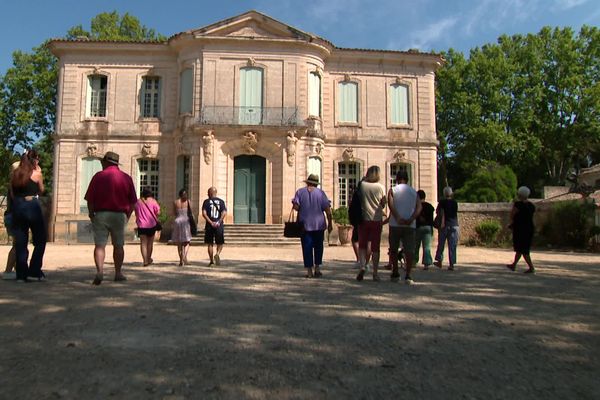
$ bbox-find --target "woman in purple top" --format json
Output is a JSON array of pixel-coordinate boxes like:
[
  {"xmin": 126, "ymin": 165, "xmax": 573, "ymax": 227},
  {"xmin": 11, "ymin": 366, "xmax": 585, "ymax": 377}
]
[
  {"xmin": 292, "ymin": 174, "xmax": 333, "ymax": 278},
  {"xmin": 134, "ymin": 187, "xmax": 161, "ymax": 266}
]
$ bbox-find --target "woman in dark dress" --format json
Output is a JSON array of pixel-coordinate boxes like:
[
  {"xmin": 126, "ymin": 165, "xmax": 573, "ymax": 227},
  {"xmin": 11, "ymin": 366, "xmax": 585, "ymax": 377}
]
[{"xmin": 507, "ymin": 186, "xmax": 536, "ymax": 274}]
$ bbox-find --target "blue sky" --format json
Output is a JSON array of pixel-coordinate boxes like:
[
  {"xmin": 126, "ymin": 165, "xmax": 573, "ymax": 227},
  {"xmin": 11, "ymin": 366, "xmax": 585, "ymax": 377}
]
[{"xmin": 1, "ymin": 0, "xmax": 598, "ymax": 75}]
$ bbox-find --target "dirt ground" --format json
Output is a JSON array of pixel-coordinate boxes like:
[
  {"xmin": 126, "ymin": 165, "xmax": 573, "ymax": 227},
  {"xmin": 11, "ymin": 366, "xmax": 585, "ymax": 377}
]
[{"xmin": 0, "ymin": 242, "xmax": 598, "ymax": 400}]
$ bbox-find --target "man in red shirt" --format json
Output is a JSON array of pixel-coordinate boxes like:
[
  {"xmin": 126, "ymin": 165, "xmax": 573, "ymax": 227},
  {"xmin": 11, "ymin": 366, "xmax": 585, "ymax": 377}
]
[{"xmin": 85, "ymin": 151, "xmax": 137, "ymax": 285}]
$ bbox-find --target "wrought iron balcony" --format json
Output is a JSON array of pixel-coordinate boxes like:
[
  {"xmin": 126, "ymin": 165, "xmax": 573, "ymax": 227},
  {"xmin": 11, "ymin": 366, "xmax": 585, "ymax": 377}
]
[{"xmin": 200, "ymin": 106, "xmax": 304, "ymax": 127}]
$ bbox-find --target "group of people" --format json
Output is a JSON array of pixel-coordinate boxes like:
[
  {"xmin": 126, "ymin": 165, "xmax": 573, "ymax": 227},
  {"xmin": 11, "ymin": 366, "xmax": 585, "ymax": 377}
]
[
  {"xmin": 4, "ymin": 151, "xmax": 536, "ymax": 285},
  {"xmin": 84, "ymin": 151, "xmax": 228, "ymax": 284},
  {"xmin": 291, "ymin": 166, "xmax": 536, "ymax": 282}
]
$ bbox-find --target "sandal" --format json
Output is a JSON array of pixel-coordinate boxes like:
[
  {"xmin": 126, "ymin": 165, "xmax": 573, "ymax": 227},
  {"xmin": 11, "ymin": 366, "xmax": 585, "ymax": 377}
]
[
  {"xmin": 314, "ymin": 268, "xmax": 322, "ymax": 278},
  {"xmin": 506, "ymin": 264, "xmax": 516, "ymax": 271},
  {"xmin": 92, "ymin": 274, "xmax": 103, "ymax": 286},
  {"xmin": 356, "ymin": 269, "xmax": 365, "ymax": 281},
  {"xmin": 305, "ymin": 268, "xmax": 314, "ymax": 278},
  {"xmin": 114, "ymin": 274, "xmax": 127, "ymax": 282}
]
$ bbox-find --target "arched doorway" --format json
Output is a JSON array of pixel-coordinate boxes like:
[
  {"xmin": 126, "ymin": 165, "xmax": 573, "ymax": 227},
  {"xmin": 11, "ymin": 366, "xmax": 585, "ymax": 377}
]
[{"xmin": 234, "ymin": 155, "xmax": 266, "ymax": 223}]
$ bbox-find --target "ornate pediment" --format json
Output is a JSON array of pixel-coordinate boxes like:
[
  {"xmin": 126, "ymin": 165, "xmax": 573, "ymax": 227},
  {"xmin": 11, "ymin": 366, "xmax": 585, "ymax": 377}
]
[{"xmin": 190, "ymin": 11, "xmax": 315, "ymax": 42}]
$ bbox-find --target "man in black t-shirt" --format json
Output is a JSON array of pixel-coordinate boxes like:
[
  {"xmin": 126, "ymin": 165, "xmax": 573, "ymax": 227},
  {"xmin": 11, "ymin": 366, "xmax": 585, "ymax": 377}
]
[
  {"xmin": 202, "ymin": 187, "xmax": 227, "ymax": 266},
  {"xmin": 415, "ymin": 190, "xmax": 435, "ymax": 269}
]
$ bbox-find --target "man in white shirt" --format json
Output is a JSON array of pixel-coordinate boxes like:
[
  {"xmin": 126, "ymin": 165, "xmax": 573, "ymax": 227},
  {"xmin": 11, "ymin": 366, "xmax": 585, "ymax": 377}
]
[{"xmin": 387, "ymin": 170, "xmax": 422, "ymax": 284}]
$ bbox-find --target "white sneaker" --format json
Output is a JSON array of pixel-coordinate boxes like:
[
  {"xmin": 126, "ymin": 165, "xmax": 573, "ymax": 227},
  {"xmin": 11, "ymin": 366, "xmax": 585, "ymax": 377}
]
[
  {"xmin": 405, "ymin": 277, "xmax": 415, "ymax": 285},
  {"xmin": 2, "ymin": 271, "xmax": 16, "ymax": 280}
]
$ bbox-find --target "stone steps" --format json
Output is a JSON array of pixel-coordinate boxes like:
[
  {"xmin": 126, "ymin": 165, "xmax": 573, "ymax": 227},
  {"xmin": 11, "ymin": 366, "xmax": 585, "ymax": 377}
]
[{"xmin": 187, "ymin": 224, "xmax": 301, "ymax": 246}]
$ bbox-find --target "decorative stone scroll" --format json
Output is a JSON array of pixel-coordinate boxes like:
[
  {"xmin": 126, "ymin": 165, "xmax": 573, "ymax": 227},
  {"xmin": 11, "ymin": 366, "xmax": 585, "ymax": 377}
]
[
  {"xmin": 202, "ymin": 130, "xmax": 215, "ymax": 164},
  {"xmin": 285, "ymin": 130, "xmax": 298, "ymax": 166},
  {"xmin": 243, "ymin": 131, "xmax": 258, "ymax": 154}
]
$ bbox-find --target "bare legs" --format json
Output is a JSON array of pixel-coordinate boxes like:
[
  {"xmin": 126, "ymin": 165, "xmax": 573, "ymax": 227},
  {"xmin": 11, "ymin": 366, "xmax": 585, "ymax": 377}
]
[
  {"xmin": 507, "ymin": 252, "xmax": 535, "ymax": 273},
  {"xmin": 93, "ymin": 244, "xmax": 125, "ymax": 285},
  {"xmin": 208, "ymin": 244, "xmax": 223, "ymax": 266},
  {"xmin": 139, "ymin": 235, "xmax": 155, "ymax": 266},
  {"xmin": 177, "ymin": 242, "xmax": 190, "ymax": 266}
]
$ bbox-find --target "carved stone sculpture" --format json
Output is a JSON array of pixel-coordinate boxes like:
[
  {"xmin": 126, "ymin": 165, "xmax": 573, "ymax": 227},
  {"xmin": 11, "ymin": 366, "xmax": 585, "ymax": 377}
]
[
  {"xmin": 285, "ymin": 131, "xmax": 298, "ymax": 166},
  {"xmin": 243, "ymin": 131, "xmax": 258, "ymax": 154},
  {"xmin": 202, "ymin": 130, "xmax": 215, "ymax": 164},
  {"xmin": 86, "ymin": 143, "xmax": 98, "ymax": 157}
]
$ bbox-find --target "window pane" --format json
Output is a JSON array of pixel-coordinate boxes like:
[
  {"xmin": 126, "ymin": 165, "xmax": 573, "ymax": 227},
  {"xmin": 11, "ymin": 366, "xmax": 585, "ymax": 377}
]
[
  {"xmin": 338, "ymin": 162, "xmax": 360, "ymax": 207},
  {"xmin": 138, "ymin": 159, "xmax": 160, "ymax": 200},
  {"xmin": 88, "ymin": 76, "xmax": 107, "ymax": 118}
]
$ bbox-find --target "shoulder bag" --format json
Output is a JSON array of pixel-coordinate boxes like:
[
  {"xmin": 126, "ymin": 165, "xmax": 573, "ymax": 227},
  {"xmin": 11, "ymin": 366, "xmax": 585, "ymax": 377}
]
[
  {"xmin": 187, "ymin": 202, "xmax": 198, "ymax": 236},
  {"xmin": 284, "ymin": 208, "xmax": 303, "ymax": 238},
  {"xmin": 348, "ymin": 181, "xmax": 363, "ymax": 226}
]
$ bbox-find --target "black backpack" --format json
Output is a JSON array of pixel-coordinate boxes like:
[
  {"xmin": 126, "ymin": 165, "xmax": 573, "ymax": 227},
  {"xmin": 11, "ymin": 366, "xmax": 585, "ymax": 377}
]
[{"xmin": 348, "ymin": 181, "xmax": 363, "ymax": 226}]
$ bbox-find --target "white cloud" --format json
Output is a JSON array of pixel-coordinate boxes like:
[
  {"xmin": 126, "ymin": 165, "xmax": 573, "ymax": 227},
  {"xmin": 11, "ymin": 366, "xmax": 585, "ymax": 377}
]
[
  {"xmin": 404, "ymin": 16, "xmax": 458, "ymax": 51},
  {"xmin": 553, "ymin": 0, "xmax": 590, "ymax": 10}
]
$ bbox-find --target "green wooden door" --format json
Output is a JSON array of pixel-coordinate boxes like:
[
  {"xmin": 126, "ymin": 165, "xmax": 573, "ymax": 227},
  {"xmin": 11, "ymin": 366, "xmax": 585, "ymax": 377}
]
[{"xmin": 234, "ymin": 155, "xmax": 266, "ymax": 223}]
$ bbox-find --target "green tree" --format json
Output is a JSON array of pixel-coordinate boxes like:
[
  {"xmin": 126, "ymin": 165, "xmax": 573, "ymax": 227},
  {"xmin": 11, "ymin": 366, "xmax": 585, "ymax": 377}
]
[
  {"xmin": 454, "ymin": 162, "xmax": 517, "ymax": 202},
  {"xmin": 436, "ymin": 26, "xmax": 600, "ymax": 196},
  {"xmin": 0, "ymin": 11, "xmax": 165, "ymax": 194}
]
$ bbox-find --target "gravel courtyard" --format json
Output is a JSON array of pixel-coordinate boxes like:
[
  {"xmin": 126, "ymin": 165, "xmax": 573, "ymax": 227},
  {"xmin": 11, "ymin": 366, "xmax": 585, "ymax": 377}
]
[{"xmin": 0, "ymin": 243, "xmax": 598, "ymax": 399}]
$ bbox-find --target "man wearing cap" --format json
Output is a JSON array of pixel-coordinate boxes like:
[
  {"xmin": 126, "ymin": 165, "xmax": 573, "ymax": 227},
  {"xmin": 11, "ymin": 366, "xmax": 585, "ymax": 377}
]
[
  {"xmin": 85, "ymin": 151, "xmax": 137, "ymax": 285},
  {"xmin": 292, "ymin": 174, "xmax": 333, "ymax": 278},
  {"xmin": 387, "ymin": 170, "xmax": 422, "ymax": 284}
]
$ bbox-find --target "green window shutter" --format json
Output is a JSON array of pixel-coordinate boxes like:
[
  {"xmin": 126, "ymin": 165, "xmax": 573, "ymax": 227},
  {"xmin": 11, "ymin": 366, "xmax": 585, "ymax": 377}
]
[
  {"xmin": 155, "ymin": 78, "xmax": 161, "ymax": 118},
  {"xmin": 307, "ymin": 156, "xmax": 322, "ymax": 187},
  {"xmin": 179, "ymin": 69, "xmax": 193, "ymax": 114},
  {"xmin": 309, "ymin": 72, "xmax": 321, "ymax": 117},
  {"xmin": 390, "ymin": 84, "xmax": 409, "ymax": 125},
  {"xmin": 80, "ymin": 157, "xmax": 103, "ymax": 212},
  {"xmin": 240, "ymin": 67, "xmax": 263, "ymax": 124},
  {"xmin": 339, "ymin": 82, "xmax": 357, "ymax": 123},
  {"xmin": 86, "ymin": 76, "xmax": 93, "ymax": 117}
]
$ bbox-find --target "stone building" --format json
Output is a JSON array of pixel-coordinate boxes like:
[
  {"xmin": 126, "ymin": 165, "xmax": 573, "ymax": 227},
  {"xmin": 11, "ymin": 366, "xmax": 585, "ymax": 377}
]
[{"xmin": 48, "ymin": 10, "xmax": 443, "ymax": 238}]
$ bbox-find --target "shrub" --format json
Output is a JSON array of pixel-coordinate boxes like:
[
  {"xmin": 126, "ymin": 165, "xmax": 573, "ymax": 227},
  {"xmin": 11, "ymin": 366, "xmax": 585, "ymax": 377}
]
[
  {"xmin": 332, "ymin": 206, "xmax": 350, "ymax": 226},
  {"xmin": 540, "ymin": 200, "xmax": 596, "ymax": 248},
  {"xmin": 455, "ymin": 162, "xmax": 517, "ymax": 202},
  {"xmin": 157, "ymin": 202, "xmax": 170, "ymax": 225},
  {"xmin": 475, "ymin": 219, "xmax": 501, "ymax": 246}
]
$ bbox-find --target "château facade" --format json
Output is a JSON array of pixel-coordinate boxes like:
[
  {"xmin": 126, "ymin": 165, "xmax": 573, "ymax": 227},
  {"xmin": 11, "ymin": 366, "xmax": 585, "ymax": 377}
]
[{"xmin": 48, "ymin": 10, "xmax": 443, "ymax": 238}]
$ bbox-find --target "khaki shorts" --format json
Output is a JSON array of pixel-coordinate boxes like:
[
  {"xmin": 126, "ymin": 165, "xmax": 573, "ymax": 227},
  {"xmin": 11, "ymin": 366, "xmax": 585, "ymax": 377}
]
[
  {"xmin": 389, "ymin": 226, "xmax": 416, "ymax": 256},
  {"xmin": 92, "ymin": 211, "xmax": 127, "ymax": 246}
]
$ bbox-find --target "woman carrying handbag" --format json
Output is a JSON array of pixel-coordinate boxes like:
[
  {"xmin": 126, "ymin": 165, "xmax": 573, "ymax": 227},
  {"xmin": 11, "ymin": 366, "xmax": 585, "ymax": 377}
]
[{"xmin": 134, "ymin": 188, "xmax": 161, "ymax": 266}]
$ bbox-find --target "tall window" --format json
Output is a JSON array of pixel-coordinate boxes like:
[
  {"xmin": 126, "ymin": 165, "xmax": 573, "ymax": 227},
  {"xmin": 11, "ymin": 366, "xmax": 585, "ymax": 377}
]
[
  {"xmin": 141, "ymin": 76, "xmax": 161, "ymax": 118},
  {"xmin": 389, "ymin": 163, "xmax": 412, "ymax": 188},
  {"xmin": 87, "ymin": 75, "xmax": 107, "ymax": 118},
  {"xmin": 80, "ymin": 157, "xmax": 103, "ymax": 212},
  {"xmin": 176, "ymin": 155, "xmax": 190, "ymax": 193},
  {"xmin": 307, "ymin": 156, "xmax": 322, "ymax": 187},
  {"xmin": 338, "ymin": 81, "xmax": 358, "ymax": 123},
  {"xmin": 179, "ymin": 68, "xmax": 193, "ymax": 114},
  {"xmin": 338, "ymin": 162, "xmax": 360, "ymax": 207},
  {"xmin": 390, "ymin": 84, "xmax": 409, "ymax": 125},
  {"xmin": 239, "ymin": 67, "xmax": 264, "ymax": 125},
  {"xmin": 138, "ymin": 159, "xmax": 160, "ymax": 200},
  {"xmin": 309, "ymin": 71, "xmax": 321, "ymax": 117}
]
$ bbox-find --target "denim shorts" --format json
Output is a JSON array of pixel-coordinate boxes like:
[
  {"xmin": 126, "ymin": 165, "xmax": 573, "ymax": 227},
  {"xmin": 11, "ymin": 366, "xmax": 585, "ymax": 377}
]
[{"xmin": 92, "ymin": 211, "xmax": 127, "ymax": 246}]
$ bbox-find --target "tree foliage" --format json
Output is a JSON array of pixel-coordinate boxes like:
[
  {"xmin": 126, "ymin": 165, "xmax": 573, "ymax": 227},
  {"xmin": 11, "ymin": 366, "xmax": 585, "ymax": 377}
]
[
  {"xmin": 437, "ymin": 26, "xmax": 600, "ymax": 196},
  {"xmin": 454, "ymin": 162, "xmax": 517, "ymax": 202},
  {"xmin": 0, "ymin": 11, "xmax": 164, "ymax": 194}
]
